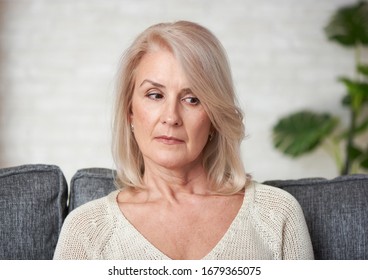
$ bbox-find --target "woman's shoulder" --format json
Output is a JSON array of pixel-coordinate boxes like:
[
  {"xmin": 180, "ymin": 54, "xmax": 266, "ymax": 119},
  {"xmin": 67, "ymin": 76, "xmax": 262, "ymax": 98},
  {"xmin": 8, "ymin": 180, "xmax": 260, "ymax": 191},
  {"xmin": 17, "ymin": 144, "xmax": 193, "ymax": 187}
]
[
  {"xmin": 242, "ymin": 182, "xmax": 313, "ymax": 260},
  {"xmin": 63, "ymin": 190, "xmax": 120, "ymax": 234},
  {"xmin": 54, "ymin": 190, "xmax": 121, "ymax": 259},
  {"xmin": 245, "ymin": 181, "xmax": 304, "ymax": 219}
]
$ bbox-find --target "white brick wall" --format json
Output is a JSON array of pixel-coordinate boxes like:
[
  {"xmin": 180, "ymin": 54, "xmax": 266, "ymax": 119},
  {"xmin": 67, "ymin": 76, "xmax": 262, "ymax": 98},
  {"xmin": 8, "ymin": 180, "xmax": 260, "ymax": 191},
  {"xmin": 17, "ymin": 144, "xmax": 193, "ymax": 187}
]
[{"xmin": 0, "ymin": 0, "xmax": 360, "ymax": 183}]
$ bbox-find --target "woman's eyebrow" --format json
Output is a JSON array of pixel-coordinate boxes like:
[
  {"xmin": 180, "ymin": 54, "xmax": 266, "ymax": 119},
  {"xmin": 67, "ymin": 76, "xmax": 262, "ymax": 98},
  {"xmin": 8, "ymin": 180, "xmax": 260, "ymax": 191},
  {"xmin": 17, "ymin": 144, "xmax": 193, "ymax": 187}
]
[
  {"xmin": 139, "ymin": 79, "xmax": 193, "ymax": 95},
  {"xmin": 181, "ymin": 88, "xmax": 193, "ymax": 95},
  {"xmin": 139, "ymin": 79, "xmax": 165, "ymax": 88}
]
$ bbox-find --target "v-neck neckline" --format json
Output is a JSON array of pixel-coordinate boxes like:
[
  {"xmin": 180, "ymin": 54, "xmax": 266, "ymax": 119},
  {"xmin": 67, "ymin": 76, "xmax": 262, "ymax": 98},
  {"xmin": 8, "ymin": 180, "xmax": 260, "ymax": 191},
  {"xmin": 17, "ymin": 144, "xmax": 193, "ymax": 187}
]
[{"xmin": 108, "ymin": 183, "xmax": 253, "ymax": 260}]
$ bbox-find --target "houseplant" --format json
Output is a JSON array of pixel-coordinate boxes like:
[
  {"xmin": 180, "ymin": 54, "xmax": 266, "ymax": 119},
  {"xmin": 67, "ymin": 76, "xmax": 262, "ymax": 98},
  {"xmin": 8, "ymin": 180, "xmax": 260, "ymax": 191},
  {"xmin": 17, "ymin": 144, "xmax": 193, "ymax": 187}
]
[{"xmin": 272, "ymin": 1, "xmax": 368, "ymax": 175}]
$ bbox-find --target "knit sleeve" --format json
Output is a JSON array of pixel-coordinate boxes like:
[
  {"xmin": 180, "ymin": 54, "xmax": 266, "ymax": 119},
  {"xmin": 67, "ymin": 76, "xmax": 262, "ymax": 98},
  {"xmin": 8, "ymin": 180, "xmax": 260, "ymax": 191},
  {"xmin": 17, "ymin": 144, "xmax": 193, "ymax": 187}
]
[{"xmin": 281, "ymin": 194, "xmax": 314, "ymax": 259}]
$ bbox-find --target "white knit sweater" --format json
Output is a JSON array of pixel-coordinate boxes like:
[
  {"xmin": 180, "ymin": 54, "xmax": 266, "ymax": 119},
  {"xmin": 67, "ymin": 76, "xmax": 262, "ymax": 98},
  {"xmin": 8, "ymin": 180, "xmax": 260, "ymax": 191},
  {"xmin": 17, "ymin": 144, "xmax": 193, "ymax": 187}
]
[{"xmin": 53, "ymin": 182, "xmax": 314, "ymax": 260}]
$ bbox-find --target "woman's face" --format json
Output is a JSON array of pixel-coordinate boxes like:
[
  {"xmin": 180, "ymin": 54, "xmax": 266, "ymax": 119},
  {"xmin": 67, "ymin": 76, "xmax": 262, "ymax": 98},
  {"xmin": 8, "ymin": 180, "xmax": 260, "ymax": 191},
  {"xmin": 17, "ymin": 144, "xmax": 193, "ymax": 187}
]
[{"xmin": 130, "ymin": 48, "xmax": 212, "ymax": 171}]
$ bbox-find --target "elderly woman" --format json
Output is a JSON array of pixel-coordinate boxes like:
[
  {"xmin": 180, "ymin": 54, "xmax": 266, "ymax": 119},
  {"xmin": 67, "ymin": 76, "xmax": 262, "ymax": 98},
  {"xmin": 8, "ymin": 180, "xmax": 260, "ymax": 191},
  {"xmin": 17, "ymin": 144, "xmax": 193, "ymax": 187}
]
[{"xmin": 54, "ymin": 21, "xmax": 314, "ymax": 260}]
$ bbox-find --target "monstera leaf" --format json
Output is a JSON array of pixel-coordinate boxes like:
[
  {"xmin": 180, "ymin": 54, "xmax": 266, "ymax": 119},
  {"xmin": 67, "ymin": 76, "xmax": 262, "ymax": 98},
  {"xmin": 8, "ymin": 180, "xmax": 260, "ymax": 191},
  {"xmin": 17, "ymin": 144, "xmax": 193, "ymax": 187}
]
[
  {"xmin": 273, "ymin": 111, "xmax": 338, "ymax": 157},
  {"xmin": 324, "ymin": 1, "xmax": 368, "ymax": 46}
]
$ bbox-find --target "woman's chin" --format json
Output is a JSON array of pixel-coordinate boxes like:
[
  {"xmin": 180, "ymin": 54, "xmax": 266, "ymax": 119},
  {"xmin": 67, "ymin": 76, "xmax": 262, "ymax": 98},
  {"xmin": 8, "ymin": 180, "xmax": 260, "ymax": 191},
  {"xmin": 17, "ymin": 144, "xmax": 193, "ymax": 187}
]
[{"xmin": 147, "ymin": 156, "xmax": 201, "ymax": 171}]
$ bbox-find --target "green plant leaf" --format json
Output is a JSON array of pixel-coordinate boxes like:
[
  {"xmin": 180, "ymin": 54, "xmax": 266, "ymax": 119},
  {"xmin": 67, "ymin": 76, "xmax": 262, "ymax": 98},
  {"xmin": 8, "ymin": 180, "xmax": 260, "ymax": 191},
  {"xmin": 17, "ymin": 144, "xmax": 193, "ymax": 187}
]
[
  {"xmin": 324, "ymin": 1, "xmax": 368, "ymax": 46},
  {"xmin": 339, "ymin": 77, "xmax": 368, "ymax": 97},
  {"xmin": 273, "ymin": 111, "xmax": 338, "ymax": 157},
  {"xmin": 361, "ymin": 159, "xmax": 368, "ymax": 169},
  {"xmin": 360, "ymin": 151, "xmax": 368, "ymax": 169},
  {"xmin": 355, "ymin": 118, "xmax": 368, "ymax": 134},
  {"xmin": 339, "ymin": 77, "xmax": 368, "ymax": 111},
  {"xmin": 341, "ymin": 94, "xmax": 351, "ymax": 107},
  {"xmin": 357, "ymin": 64, "xmax": 368, "ymax": 76},
  {"xmin": 348, "ymin": 145, "xmax": 364, "ymax": 162}
]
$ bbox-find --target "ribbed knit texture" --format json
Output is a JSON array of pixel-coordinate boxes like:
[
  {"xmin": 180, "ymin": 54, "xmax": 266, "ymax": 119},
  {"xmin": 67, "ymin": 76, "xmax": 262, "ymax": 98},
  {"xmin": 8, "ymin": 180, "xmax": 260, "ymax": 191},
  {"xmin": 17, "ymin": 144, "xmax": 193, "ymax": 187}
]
[{"xmin": 53, "ymin": 182, "xmax": 314, "ymax": 260}]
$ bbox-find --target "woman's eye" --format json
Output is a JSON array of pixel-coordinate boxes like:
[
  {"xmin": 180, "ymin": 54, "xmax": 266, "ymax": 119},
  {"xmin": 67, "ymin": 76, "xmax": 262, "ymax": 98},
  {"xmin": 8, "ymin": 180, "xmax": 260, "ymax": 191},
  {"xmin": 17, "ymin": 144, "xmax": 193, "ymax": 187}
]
[
  {"xmin": 146, "ymin": 92, "xmax": 164, "ymax": 100},
  {"xmin": 183, "ymin": 97, "xmax": 200, "ymax": 105}
]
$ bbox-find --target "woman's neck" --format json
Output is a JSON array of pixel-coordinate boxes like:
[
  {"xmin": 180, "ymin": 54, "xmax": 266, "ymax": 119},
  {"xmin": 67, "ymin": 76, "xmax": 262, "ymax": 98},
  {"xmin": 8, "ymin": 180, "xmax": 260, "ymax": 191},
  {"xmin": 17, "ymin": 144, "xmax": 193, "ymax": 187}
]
[{"xmin": 140, "ymin": 161, "xmax": 212, "ymax": 203}]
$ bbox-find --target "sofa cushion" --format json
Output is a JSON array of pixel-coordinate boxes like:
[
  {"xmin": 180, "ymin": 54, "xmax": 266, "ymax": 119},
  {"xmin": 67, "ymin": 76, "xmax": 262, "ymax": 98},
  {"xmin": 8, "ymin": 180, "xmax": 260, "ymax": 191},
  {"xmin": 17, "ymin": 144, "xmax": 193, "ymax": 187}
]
[
  {"xmin": 0, "ymin": 164, "xmax": 68, "ymax": 260},
  {"xmin": 264, "ymin": 174, "xmax": 368, "ymax": 260},
  {"xmin": 68, "ymin": 168, "xmax": 116, "ymax": 213}
]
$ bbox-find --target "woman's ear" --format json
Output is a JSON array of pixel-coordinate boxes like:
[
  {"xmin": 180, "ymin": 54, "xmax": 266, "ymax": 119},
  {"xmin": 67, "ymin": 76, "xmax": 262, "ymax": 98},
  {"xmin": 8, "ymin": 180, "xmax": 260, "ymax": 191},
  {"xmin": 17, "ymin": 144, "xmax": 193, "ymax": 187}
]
[{"xmin": 209, "ymin": 130, "xmax": 215, "ymax": 141}]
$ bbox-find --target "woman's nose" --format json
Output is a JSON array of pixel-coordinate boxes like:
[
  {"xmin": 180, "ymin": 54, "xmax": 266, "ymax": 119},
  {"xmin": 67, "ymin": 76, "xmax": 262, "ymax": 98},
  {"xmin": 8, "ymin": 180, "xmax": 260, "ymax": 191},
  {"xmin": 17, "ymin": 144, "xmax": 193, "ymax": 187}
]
[{"xmin": 160, "ymin": 99, "xmax": 182, "ymax": 126}]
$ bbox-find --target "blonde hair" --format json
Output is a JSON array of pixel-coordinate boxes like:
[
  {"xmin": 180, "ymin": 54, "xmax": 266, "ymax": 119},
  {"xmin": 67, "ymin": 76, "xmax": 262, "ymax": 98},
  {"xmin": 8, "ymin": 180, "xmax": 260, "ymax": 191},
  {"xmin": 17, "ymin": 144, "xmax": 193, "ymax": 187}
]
[{"xmin": 112, "ymin": 21, "xmax": 251, "ymax": 194}]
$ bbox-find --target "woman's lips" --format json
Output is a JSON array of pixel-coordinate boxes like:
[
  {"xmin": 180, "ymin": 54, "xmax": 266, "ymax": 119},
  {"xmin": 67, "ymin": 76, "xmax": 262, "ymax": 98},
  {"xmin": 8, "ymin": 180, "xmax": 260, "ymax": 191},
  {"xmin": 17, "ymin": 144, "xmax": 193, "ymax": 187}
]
[{"xmin": 155, "ymin": 136, "xmax": 185, "ymax": 145}]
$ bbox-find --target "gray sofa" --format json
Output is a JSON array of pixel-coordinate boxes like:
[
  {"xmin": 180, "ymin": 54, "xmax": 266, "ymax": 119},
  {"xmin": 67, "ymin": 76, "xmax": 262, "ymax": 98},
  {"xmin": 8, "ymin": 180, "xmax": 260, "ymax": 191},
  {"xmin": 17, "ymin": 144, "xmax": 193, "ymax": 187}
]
[{"xmin": 0, "ymin": 164, "xmax": 367, "ymax": 260}]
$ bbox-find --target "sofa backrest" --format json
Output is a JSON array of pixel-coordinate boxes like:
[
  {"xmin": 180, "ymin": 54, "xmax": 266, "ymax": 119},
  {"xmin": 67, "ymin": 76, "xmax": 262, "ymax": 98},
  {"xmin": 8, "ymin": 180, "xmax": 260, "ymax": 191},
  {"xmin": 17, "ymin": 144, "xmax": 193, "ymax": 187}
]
[
  {"xmin": 68, "ymin": 168, "xmax": 116, "ymax": 213},
  {"xmin": 1, "ymin": 164, "xmax": 367, "ymax": 260},
  {"xmin": 0, "ymin": 164, "xmax": 68, "ymax": 260},
  {"xmin": 264, "ymin": 174, "xmax": 368, "ymax": 260}
]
